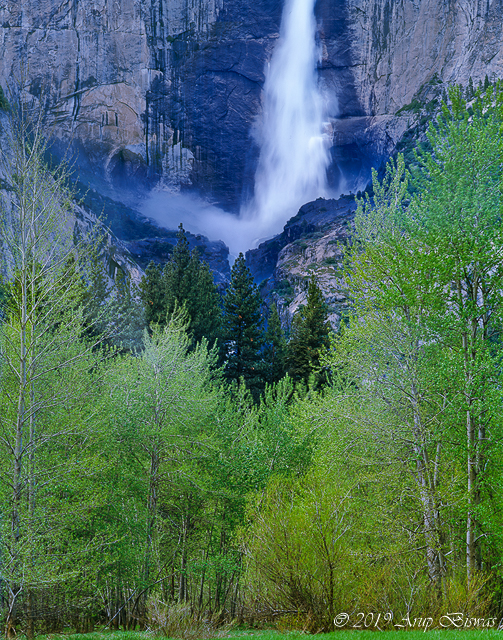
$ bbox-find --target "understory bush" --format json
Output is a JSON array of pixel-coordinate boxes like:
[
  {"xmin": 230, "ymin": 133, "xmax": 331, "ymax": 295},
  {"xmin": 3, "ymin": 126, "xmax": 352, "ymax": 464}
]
[
  {"xmin": 242, "ymin": 469, "xmax": 493, "ymax": 632},
  {"xmin": 147, "ymin": 598, "xmax": 233, "ymax": 639}
]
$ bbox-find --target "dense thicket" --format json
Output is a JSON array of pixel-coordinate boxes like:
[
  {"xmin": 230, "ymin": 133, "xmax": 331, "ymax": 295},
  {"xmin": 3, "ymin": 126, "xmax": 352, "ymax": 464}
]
[
  {"xmin": 245, "ymin": 85, "xmax": 503, "ymax": 629},
  {"xmin": 2, "ymin": 85, "xmax": 503, "ymax": 637}
]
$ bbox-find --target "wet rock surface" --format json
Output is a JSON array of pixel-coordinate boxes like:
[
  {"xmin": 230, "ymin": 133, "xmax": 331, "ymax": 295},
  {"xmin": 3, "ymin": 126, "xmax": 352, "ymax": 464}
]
[
  {"xmin": 77, "ymin": 182, "xmax": 231, "ymax": 284},
  {"xmin": 2, "ymin": 0, "xmax": 501, "ymax": 211},
  {"xmin": 246, "ymin": 195, "xmax": 357, "ymax": 328}
]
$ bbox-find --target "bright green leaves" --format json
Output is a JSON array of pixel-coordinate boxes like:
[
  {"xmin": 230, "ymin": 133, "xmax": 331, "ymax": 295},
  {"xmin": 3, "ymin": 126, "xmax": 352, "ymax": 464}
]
[
  {"xmin": 246, "ymin": 85, "xmax": 503, "ymax": 622},
  {"xmin": 328, "ymin": 84, "xmax": 503, "ymax": 586}
]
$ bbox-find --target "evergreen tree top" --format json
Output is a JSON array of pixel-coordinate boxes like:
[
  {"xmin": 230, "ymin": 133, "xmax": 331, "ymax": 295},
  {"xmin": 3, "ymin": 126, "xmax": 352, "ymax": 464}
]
[
  {"xmin": 287, "ymin": 275, "xmax": 330, "ymax": 386},
  {"xmin": 222, "ymin": 253, "xmax": 264, "ymax": 392},
  {"xmin": 223, "ymin": 254, "xmax": 262, "ymax": 324},
  {"xmin": 172, "ymin": 223, "xmax": 191, "ymax": 271}
]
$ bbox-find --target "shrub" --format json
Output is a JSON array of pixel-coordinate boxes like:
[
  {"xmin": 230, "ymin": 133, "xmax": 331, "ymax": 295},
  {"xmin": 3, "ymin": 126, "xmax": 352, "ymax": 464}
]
[{"xmin": 147, "ymin": 598, "xmax": 231, "ymax": 639}]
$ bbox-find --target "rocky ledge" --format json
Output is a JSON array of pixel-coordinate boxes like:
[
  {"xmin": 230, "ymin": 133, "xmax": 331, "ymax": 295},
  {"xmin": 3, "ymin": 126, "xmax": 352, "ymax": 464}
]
[
  {"xmin": 76, "ymin": 183, "xmax": 231, "ymax": 285},
  {"xmin": 246, "ymin": 195, "xmax": 357, "ymax": 329}
]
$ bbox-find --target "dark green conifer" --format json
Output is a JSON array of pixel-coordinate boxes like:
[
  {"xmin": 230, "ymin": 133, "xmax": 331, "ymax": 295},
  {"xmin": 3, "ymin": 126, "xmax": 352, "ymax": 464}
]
[
  {"xmin": 139, "ymin": 261, "xmax": 165, "ymax": 326},
  {"xmin": 263, "ymin": 301, "xmax": 287, "ymax": 384},
  {"xmin": 286, "ymin": 275, "xmax": 331, "ymax": 387},
  {"xmin": 114, "ymin": 268, "xmax": 146, "ymax": 352},
  {"xmin": 139, "ymin": 224, "xmax": 221, "ymax": 347},
  {"xmin": 0, "ymin": 277, "xmax": 8, "ymax": 323},
  {"xmin": 467, "ymin": 76, "xmax": 474, "ymax": 99},
  {"xmin": 82, "ymin": 248, "xmax": 111, "ymax": 337},
  {"xmin": 190, "ymin": 259, "xmax": 222, "ymax": 346},
  {"xmin": 162, "ymin": 223, "xmax": 192, "ymax": 311},
  {"xmin": 222, "ymin": 253, "xmax": 264, "ymax": 389}
]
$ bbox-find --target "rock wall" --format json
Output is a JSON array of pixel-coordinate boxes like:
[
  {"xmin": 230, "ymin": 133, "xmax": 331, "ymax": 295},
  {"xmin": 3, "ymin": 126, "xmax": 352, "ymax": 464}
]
[
  {"xmin": 0, "ymin": 0, "xmax": 502, "ymax": 210},
  {"xmin": 348, "ymin": 0, "xmax": 503, "ymax": 114},
  {"xmin": 317, "ymin": 0, "xmax": 503, "ymax": 190},
  {"xmin": 246, "ymin": 196, "xmax": 356, "ymax": 328},
  {"xmin": 0, "ymin": 0, "xmax": 279, "ymax": 209}
]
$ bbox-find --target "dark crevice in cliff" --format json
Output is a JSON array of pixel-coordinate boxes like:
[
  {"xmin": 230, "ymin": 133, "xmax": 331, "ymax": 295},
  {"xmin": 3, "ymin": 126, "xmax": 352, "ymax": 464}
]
[
  {"xmin": 315, "ymin": 0, "xmax": 371, "ymax": 191},
  {"xmin": 71, "ymin": 0, "xmax": 81, "ymax": 122}
]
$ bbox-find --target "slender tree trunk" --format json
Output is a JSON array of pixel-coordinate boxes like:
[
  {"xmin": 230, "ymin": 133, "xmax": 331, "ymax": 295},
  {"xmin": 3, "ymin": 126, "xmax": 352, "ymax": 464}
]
[
  {"xmin": 198, "ymin": 525, "xmax": 214, "ymax": 611},
  {"xmin": 466, "ymin": 402, "xmax": 476, "ymax": 585},
  {"xmin": 7, "ymin": 212, "xmax": 28, "ymax": 640},
  {"xmin": 26, "ymin": 368, "xmax": 36, "ymax": 640},
  {"xmin": 463, "ymin": 313, "xmax": 480, "ymax": 587},
  {"xmin": 145, "ymin": 447, "xmax": 160, "ymax": 585},
  {"xmin": 179, "ymin": 517, "xmax": 188, "ymax": 603},
  {"xmin": 410, "ymin": 375, "xmax": 443, "ymax": 591}
]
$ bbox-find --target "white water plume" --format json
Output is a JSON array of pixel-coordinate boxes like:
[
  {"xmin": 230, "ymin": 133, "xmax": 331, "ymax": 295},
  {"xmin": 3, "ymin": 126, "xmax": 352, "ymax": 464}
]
[
  {"xmin": 140, "ymin": 0, "xmax": 332, "ymax": 258},
  {"xmin": 242, "ymin": 0, "xmax": 331, "ymax": 242}
]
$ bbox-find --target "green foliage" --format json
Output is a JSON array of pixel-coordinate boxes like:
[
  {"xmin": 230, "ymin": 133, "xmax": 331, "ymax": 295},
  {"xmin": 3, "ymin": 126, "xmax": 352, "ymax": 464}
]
[
  {"xmin": 341, "ymin": 86, "xmax": 503, "ymax": 584},
  {"xmin": 139, "ymin": 224, "xmax": 221, "ymax": 347},
  {"xmin": 286, "ymin": 275, "xmax": 331, "ymax": 387},
  {"xmin": 113, "ymin": 268, "xmax": 146, "ymax": 352},
  {"xmin": 139, "ymin": 260, "xmax": 165, "ymax": 325},
  {"xmin": 187, "ymin": 257, "xmax": 222, "ymax": 347},
  {"xmin": 244, "ymin": 416, "xmax": 493, "ymax": 630},
  {"xmin": 106, "ymin": 310, "xmax": 218, "ymax": 595},
  {"xmin": 0, "ymin": 85, "xmax": 9, "ymax": 111},
  {"xmin": 273, "ymin": 278, "xmax": 294, "ymax": 297},
  {"xmin": 222, "ymin": 253, "xmax": 264, "ymax": 392},
  {"xmin": 163, "ymin": 222, "xmax": 192, "ymax": 308},
  {"xmin": 243, "ymin": 84, "xmax": 503, "ymax": 627},
  {"xmin": 395, "ymin": 96, "xmax": 422, "ymax": 115},
  {"xmin": 0, "ymin": 277, "xmax": 8, "ymax": 322},
  {"xmin": 3, "ymin": 74, "xmax": 503, "ymax": 637},
  {"xmin": 262, "ymin": 302, "xmax": 287, "ymax": 384},
  {"xmin": 34, "ymin": 631, "xmax": 503, "ymax": 640}
]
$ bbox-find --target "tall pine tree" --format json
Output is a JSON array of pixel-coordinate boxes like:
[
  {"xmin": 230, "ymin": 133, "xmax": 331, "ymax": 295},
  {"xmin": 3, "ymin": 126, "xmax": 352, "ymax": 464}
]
[
  {"xmin": 163, "ymin": 223, "xmax": 192, "ymax": 313},
  {"xmin": 263, "ymin": 302, "xmax": 287, "ymax": 384},
  {"xmin": 139, "ymin": 224, "xmax": 221, "ymax": 346},
  {"xmin": 139, "ymin": 261, "xmax": 165, "ymax": 326},
  {"xmin": 287, "ymin": 275, "xmax": 331, "ymax": 386},
  {"xmin": 222, "ymin": 253, "xmax": 264, "ymax": 391},
  {"xmin": 190, "ymin": 259, "xmax": 222, "ymax": 346}
]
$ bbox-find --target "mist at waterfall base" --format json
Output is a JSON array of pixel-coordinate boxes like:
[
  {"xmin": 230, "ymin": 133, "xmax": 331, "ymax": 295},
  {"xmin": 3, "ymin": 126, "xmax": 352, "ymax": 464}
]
[
  {"xmin": 140, "ymin": 192, "xmax": 271, "ymax": 258},
  {"xmin": 141, "ymin": 0, "xmax": 336, "ymax": 259}
]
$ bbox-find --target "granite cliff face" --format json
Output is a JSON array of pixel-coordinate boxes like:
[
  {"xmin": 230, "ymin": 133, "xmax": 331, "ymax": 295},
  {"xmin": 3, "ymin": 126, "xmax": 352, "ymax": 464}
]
[
  {"xmin": 1, "ymin": 0, "xmax": 502, "ymax": 215},
  {"xmin": 317, "ymin": 0, "xmax": 503, "ymax": 189},
  {"xmin": 0, "ymin": 0, "xmax": 280, "ymax": 210},
  {"xmin": 246, "ymin": 196, "xmax": 356, "ymax": 328}
]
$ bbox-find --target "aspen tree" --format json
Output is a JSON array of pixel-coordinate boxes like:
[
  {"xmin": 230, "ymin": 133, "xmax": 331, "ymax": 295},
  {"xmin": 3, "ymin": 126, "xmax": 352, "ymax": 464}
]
[{"xmin": 0, "ymin": 90, "xmax": 110, "ymax": 636}]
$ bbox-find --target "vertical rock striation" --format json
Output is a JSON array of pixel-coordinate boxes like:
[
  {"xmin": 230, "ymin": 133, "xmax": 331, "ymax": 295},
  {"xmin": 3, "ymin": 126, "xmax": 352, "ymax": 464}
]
[{"xmin": 0, "ymin": 0, "xmax": 502, "ymax": 209}]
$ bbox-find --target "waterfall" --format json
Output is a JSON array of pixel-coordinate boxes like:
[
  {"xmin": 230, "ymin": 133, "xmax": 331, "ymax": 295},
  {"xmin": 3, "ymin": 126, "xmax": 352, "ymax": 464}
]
[
  {"xmin": 242, "ymin": 0, "xmax": 330, "ymax": 244},
  {"xmin": 142, "ymin": 0, "xmax": 331, "ymax": 259}
]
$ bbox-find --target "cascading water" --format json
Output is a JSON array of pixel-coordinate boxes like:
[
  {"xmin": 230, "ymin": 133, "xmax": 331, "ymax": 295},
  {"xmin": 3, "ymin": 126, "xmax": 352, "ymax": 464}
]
[
  {"xmin": 141, "ymin": 0, "xmax": 331, "ymax": 257},
  {"xmin": 241, "ymin": 0, "xmax": 331, "ymax": 246}
]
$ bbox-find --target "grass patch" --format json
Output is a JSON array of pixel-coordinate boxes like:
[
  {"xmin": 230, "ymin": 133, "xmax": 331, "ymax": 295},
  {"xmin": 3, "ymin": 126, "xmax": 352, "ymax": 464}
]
[
  {"xmin": 37, "ymin": 634, "xmax": 148, "ymax": 640},
  {"xmin": 34, "ymin": 629, "xmax": 503, "ymax": 640}
]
